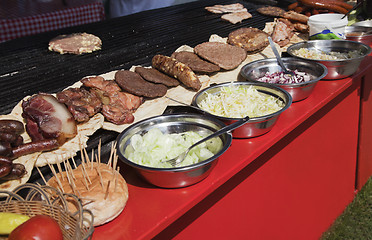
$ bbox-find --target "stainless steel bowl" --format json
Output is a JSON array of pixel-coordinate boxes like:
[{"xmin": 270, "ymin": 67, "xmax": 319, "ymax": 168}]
[
  {"xmin": 192, "ymin": 82, "xmax": 292, "ymax": 138},
  {"xmin": 239, "ymin": 58, "xmax": 327, "ymax": 102},
  {"xmin": 116, "ymin": 113, "xmax": 232, "ymax": 188},
  {"xmin": 353, "ymin": 20, "xmax": 372, "ymax": 28},
  {"xmin": 287, "ymin": 40, "xmax": 371, "ymax": 79},
  {"xmin": 345, "ymin": 26, "xmax": 372, "ymax": 45}
]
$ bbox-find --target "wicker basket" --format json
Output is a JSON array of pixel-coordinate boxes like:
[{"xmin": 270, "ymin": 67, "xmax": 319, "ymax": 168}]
[{"xmin": 0, "ymin": 183, "xmax": 94, "ymax": 240}]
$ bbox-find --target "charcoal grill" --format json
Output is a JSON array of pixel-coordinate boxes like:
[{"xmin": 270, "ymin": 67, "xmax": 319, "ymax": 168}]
[{"xmin": 0, "ymin": 0, "xmax": 288, "ymax": 181}]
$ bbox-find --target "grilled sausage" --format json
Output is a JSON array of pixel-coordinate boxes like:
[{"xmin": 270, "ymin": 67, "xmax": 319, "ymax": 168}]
[
  {"xmin": 297, "ymin": 0, "xmax": 349, "ymax": 14},
  {"xmin": 152, "ymin": 54, "xmax": 201, "ymax": 91},
  {"xmin": 0, "ymin": 156, "xmax": 12, "ymax": 178},
  {"xmin": 11, "ymin": 139, "xmax": 60, "ymax": 159},
  {"xmin": 0, "ymin": 163, "xmax": 26, "ymax": 180},
  {"xmin": 288, "ymin": 2, "xmax": 299, "ymax": 10},
  {"xmin": 0, "ymin": 142, "xmax": 12, "ymax": 157},
  {"xmin": 0, "ymin": 132, "xmax": 23, "ymax": 147},
  {"xmin": 0, "ymin": 120, "xmax": 24, "ymax": 134}
]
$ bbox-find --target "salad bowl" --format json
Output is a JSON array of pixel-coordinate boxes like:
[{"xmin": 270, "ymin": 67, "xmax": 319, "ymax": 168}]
[
  {"xmin": 116, "ymin": 113, "xmax": 232, "ymax": 188},
  {"xmin": 192, "ymin": 82, "xmax": 292, "ymax": 138},
  {"xmin": 240, "ymin": 57, "xmax": 327, "ymax": 102}
]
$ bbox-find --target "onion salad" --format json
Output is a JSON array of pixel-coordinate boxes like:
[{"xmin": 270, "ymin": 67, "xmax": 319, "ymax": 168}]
[
  {"xmin": 198, "ymin": 85, "xmax": 285, "ymax": 118},
  {"xmin": 124, "ymin": 128, "xmax": 223, "ymax": 168},
  {"xmin": 257, "ymin": 70, "xmax": 312, "ymax": 84}
]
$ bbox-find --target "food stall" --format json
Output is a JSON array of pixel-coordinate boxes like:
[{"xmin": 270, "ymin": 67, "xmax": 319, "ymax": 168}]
[{"xmin": 0, "ymin": 0, "xmax": 371, "ymax": 239}]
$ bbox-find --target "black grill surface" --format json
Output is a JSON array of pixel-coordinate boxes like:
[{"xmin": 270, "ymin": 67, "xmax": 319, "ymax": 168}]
[
  {"xmin": 0, "ymin": 0, "xmax": 277, "ymax": 115},
  {"xmin": 0, "ymin": 0, "xmax": 290, "ymax": 182}
]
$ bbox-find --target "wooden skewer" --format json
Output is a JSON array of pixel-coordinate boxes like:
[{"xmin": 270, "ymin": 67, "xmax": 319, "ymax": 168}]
[
  {"xmin": 65, "ymin": 162, "xmax": 78, "ymax": 196},
  {"xmin": 71, "ymin": 156, "xmax": 78, "ymax": 169},
  {"xmin": 104, "ymin": 180, "xmax": 111, "ymax": 200},
  {"xmin": 90, "ymin": 149, "xmax": 94, "ymax": 170},
  {"xmin": 115, "ymin": 166, "xmax": 119, "ymax": 192},
  {"xmin": 95, "ymin": 167, "xmax": 105, "ymax": 190},
  {"xmin": 36, "ymin": 167, "xmax": 48, "ymax": 186},
  {"xmin": 48, "ymin": 163, "xmax": 64, "ymax": 192},
  {"xmin": 80, "ymin": 159, "xmax": 92, "ymax": 185},
  {"xmin": 67, "ymin": 160, "xmax": 76, "ymax": 180},
  {"xmin": 98, "ymin": 139, "xmax": 102, "ymax": 164},
  {"xmin": 108, "ymin": 142, "xmax": 114, "ymax": 168},
  {"xmin": 56, "ymin": 156, "xmax": 65, "ymax": 181}
]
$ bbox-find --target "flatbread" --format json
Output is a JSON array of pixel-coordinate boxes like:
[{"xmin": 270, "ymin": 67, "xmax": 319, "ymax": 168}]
[{"xmin": 48, "ymin": 33, "xmax": 102, "ymax": 55}]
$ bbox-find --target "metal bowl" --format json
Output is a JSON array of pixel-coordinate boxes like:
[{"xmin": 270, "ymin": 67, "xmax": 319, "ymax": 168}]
[
  {"xmin": 287, "ymin": 40, "xmax": 371, "ymax": 79},
  {"xmin": 192, "ymin": 82, "xmax": 292, "ymax": 138},
  {"xmin": 353, "ymin": 20, "xmax": 372, "ymax": 28},
  {"xmin": 345, "ymin": 26, "xmax": 372, "ymax": 45},
  {"xmin": 240, "ymin": 57, "xmax": 327, "ymax": 102},
  {"xmin": 116, "ymin": 113, "xmax": 232, "ymax": 188}
]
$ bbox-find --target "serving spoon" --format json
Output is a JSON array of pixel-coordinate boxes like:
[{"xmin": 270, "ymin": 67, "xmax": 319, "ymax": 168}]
[
  {"xmin": 164, "ymin": 116, "xmax": 250, "ymax": 166},
  {"xmin": 268, "ymin": 36, "xmax": 295, "ymax": 77}
]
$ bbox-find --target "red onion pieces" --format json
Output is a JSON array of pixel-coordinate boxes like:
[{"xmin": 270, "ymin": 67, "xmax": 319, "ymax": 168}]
[{"xmin": 257, "ymin": 70, "xmax": 311, "ymax": 84}]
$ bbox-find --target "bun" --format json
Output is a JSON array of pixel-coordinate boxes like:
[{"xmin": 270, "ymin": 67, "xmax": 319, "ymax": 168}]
[{"xmin": 47, "ymin": 162, "xmax": 128, "ymax": 226}]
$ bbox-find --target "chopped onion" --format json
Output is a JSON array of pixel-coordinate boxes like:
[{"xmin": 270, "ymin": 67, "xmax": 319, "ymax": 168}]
[
  {"xmin": 256, "ymin": 70, "xmax": 312, "ymax": 84},
  {"xmin": 124, "ymin": 128, "xmax": 223, "ymax": 168}
]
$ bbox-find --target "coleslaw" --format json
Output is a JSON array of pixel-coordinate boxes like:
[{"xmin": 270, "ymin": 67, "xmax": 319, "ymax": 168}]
[{"xmin": 198, "ymin": 85, "xmax": 284, "ymax": 118}]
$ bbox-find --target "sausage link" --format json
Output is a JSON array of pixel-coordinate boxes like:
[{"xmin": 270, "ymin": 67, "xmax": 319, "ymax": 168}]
[
  {"xmin": 0, "ymin": 156, "xmax": 12, "ymax": 178},
  {"xmin": 0, "ymin": 132, "xmax": 18, "ymax": 144},
  {"xmin": 333, "ymin": 1, "xmax": 353, "ymax": 11},
  {"xmin": 298, "ymin": 0, "xmax": 349, "ymax": 14},
  {"xmin": 11, "ymin": 139, "xmax": 60, "ymax": 159},
  {"xmin": 13, "ymin": 135, "xmax": 24, "ymax": 147},
  {"xmin": 0, "ymin": 142, "xmax": 12, "ymax": 157},
  {"xmin": 0, "ymin": 120, "xmax": 24, "ymax": 134},
  {"xmin": 0, "ymin": 132, "xmax": 24, "ymax": 148},
  {"xmin": 288, "ymin": 2, "xmax": 298, "ymax": 10},
  {"xmin": 0, "ymin": 163, "xmax": 26, "ymax": 180}
]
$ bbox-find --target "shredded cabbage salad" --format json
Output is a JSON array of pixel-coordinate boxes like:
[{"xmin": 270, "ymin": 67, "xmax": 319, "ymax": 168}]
[
  {"xmin": 124, "ymin": 128, "xmax": 223, "ymax": 168},
  {"xmin": 257, "ymin": 70, "xmax": 312, "ymax": 84},
  {"xmin": 198, "ymin": 85, "xmax": 285, "ymax": 118},
  {"xmin": 292, "ymin": 48, "xmax": 362, "ymax": 60}
]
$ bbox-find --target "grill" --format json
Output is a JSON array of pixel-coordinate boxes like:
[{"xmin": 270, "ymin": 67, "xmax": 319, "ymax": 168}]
[
  {"xmin": 0, "ymin": 0, "xmax": 277, "ymax": 114},
  {"xmin": 0, "ymin": 0, "xmax": 287, "ymax": 181}
]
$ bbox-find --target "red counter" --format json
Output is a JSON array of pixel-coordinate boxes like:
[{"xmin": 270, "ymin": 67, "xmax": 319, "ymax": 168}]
[{"xmin": 92, "ymin": 56, "xmax": 372, "ymax": 240}]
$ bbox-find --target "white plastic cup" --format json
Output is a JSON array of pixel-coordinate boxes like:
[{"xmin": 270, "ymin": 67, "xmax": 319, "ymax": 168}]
[{"xmin": 308, "ymin": 13, "xmax": 348, "ymax": 40}]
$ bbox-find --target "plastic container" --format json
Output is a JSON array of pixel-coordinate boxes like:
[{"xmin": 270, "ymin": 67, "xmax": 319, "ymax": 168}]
[{"xmin": 308, "ymin": 13, "xmax": 348, "ymax": 40}]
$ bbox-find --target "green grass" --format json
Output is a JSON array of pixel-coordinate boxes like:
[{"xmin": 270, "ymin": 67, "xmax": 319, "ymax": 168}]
[{"xmin": 321, "ymin": 177, "xmax": 372, "ymax": 240}]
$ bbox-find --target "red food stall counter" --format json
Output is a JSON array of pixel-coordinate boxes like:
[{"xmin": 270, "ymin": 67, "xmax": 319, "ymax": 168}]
[{"xmin": 91, "ymin": 56, "xmax": 372, "ymax": 239}]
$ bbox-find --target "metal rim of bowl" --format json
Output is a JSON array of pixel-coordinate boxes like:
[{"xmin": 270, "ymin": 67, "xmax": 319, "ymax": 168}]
[
  {"xmin": 192, "ymin": 81, "xmax": 292, "ymax": 121},
  {"xmin": 239, "ymin": 57, "xmax": 328, "ymax": 87},
  {"xmin": 286, "ymin": 40, "xmax": 372, "ymax": 62},
  {"xmin": 345, "ymin": 26, "xmax": 372, "ymax": 37},
  {"xmin": 116, "ymin": 113, "xmax": 233, "ymax": 172}
]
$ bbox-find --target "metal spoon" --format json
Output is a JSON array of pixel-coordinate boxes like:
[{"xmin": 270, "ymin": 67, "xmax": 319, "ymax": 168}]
[
  {"xmin": 165, "ymin": 116, "xmax": 250, "ymax": 166},
  {"xmin": 268, "ymin": 36, "xmax": 295, "ymax": 77}
]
